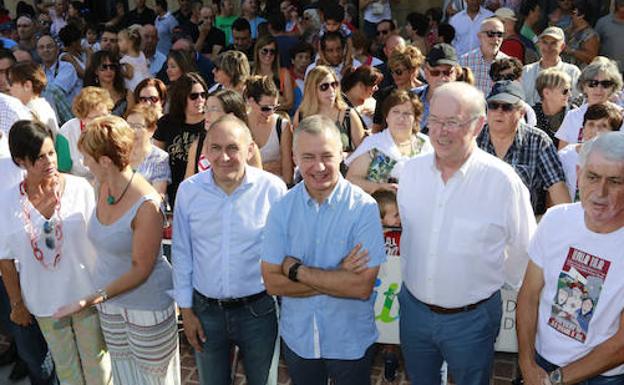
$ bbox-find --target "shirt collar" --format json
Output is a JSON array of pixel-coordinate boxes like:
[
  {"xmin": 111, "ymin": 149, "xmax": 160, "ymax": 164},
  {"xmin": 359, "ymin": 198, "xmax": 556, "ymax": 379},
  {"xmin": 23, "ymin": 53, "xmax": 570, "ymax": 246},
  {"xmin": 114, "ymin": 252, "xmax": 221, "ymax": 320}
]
[
  {"xmin": 301, "ymin": 175, "xmax": 345, "ymax": 208},
  {"xmin": 430, "ymin": 144, "xmax": 478, "ymax": 178}
]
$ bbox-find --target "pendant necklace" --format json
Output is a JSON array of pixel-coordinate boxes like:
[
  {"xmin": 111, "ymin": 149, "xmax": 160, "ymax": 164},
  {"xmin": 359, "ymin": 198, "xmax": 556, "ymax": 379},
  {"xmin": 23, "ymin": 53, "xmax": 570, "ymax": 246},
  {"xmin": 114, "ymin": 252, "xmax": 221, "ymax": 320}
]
[{"xmin": 107, "ymin": 170, "xmax": 136, "ymax": 205}]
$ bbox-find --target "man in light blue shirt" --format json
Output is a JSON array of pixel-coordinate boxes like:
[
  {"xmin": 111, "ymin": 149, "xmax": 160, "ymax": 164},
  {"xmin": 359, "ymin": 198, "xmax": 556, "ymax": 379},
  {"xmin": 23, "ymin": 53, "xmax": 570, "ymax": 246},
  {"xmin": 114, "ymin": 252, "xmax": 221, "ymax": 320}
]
[
  {"xmin": 172, "ymin": 115, "xmax": 286, "ymax": 385},
  {"xmin": 261, "ymin": 115, "xmax": 386, "ymax": 385},
  {"xmin": 36, "ymin": 35, "xmax": 79, "ymax": 108}
]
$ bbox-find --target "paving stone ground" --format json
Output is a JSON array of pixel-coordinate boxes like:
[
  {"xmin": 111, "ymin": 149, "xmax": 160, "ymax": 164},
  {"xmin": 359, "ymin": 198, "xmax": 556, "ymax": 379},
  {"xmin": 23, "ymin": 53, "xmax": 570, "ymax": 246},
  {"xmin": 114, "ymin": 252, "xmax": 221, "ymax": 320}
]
[{"xmin": 0, "ymin": 331, "xmax": 520, "ymax": 385}]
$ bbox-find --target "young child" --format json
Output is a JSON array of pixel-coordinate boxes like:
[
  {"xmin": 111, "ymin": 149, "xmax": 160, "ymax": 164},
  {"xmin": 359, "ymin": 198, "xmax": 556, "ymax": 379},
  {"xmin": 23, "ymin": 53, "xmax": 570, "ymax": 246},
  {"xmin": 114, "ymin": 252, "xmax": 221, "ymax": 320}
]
[
  {"xmin": 81, "ymin": 23, "xmax": 100, "ymax": 53},
  {"xmin": 318, "ymin": 3, "xmax": 354, "ymax": 70},
  {"xmin": 118, "ymin": 25, "xmax": 150, "ymax": 92},
  {"xmin": 558, "ymin": 103, "xmax": 623, "ymax": 202}
]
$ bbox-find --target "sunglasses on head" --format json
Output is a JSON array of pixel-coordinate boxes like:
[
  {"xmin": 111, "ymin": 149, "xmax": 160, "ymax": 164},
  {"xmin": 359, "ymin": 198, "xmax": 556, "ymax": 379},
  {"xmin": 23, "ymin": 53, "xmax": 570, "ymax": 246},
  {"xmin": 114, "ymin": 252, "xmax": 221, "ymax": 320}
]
[
  {"xmin": 139, "ymin": 96, "xmax": 160, "ymax": 103},
  {"xmin": 260, "ymin": 48, "xmax": 276, "ymax": 56},
  {"xmin": 487, "ymin": 101, "xmax": 515, "ymax": 112},
  {"xmin": 99, "ymin": 63, "xmax": 118, "ymax": 71},
  {"xmin": 189, "ymin": 91, "xmax": 208, "ymax": 100},
  {"xmin": 586, "ymin": 79, "xmax": 615, "ymax": 89},
  {"xmin": 429, "ymin": 68, "xmax": 453, "ymax": 77},
  {"xmin": 482, "ymin": 30, "xmax": 504, "ymax": 38},
  {"xmin": 319, "ymin": 81, "xmax": 339, "ymax": 91}
]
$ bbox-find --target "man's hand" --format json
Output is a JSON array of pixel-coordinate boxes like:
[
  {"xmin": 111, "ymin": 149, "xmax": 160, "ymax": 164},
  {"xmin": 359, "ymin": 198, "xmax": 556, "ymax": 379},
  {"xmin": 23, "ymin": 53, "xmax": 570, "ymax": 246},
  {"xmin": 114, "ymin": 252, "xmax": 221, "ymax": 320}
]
[
  {"xmin": 281, "ymin": 256, "xmax": 301, "ymax": 276},
  {"xmin": 180, "ymin": 308, "xmax": 206, "ymax": 352},
  {"xmin": 520, "ymin": 359, "xmax": 551, "ymax": 385},
  {"xmin": 340, "ymin": 243, "xmax": 369, "ymax": 273},
  {"xmin": 10, "ymin": 302, "xmax": 33, "ymax": 327}
]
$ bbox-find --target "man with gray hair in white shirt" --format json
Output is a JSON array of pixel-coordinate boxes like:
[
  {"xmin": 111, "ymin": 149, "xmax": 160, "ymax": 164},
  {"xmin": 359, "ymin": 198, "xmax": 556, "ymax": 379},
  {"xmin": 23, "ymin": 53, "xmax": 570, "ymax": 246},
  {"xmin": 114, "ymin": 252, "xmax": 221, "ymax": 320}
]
[{"xmin": 397, "ymin": 81, "xmax": 536, "ymax": 385}]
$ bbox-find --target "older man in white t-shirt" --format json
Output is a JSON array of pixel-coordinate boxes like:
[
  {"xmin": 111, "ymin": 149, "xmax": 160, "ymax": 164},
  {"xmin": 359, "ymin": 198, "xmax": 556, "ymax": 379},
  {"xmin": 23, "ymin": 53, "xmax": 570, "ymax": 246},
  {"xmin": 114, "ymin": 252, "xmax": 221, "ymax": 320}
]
[{"xmin": 517, "ymin": 132, "xmax": 624, "ymax": 385}]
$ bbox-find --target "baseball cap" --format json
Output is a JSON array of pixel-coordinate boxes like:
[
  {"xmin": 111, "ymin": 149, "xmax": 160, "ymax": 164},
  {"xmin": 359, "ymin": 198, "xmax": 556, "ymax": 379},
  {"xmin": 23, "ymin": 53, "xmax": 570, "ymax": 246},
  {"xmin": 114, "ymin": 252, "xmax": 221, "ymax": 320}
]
[
  {"xmin": 426, "ymin": 43, "xmax": 458, "ymax": 67},
  {"xmin": 494, "ymin": 7, "xmax": 517, "ymax": 21},
  {"xmin": 539, "ymin": 26, "xmax": 565, "ymax": 41},
  {"xmin": 487, "ymin": 80, "xmax": 525, "ymax": 104}
]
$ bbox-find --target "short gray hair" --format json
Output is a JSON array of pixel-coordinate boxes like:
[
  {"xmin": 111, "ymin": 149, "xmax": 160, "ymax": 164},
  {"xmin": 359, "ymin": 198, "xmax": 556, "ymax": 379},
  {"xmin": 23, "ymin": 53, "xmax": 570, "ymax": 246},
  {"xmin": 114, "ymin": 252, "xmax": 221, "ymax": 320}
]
[
  {"xmin": 578, "ymin": 56, "xmax": 623, "ymax": 94},
  {"xmin": 431, "ymin": 82, "xmax": 486, "ymax": 119},
  {"xmin": 293, "ymin": 114, "xmax": 342, "ymax": 153},
  {"xmin": 579, "ymin": 132, "xmax": 624, "ymax": 168}
]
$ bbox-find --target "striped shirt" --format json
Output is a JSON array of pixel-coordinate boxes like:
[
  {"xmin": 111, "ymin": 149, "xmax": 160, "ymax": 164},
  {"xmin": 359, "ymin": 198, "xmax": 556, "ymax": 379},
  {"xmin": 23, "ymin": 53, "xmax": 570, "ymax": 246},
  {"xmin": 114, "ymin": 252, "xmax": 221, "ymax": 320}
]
[{"xmin": 459, "ymin": 48, "xmax": 508, "ymax": 96}]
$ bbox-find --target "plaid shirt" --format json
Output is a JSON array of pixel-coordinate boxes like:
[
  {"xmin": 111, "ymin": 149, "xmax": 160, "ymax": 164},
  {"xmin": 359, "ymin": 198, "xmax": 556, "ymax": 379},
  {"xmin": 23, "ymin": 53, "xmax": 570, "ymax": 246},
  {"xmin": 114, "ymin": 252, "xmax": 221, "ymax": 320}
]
[
  {"xmin": 459, "ymin": 49, "xmax": 508, "ymax": 96},
  {"xmin": 477, "ymin": 122, "xmax": 566, "ymax": 214},
  {"xmin": 42, "ymin": 84, "xmax": 74, "ymax": 126}
]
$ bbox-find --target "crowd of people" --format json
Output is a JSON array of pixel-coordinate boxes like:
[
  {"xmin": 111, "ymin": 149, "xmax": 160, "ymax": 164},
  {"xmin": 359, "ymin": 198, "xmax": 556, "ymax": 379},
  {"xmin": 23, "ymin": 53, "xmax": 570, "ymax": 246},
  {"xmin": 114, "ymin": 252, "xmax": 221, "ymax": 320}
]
[{"xmin": 0, "ymin": 0, "xmax": 623, "ymax": 385}]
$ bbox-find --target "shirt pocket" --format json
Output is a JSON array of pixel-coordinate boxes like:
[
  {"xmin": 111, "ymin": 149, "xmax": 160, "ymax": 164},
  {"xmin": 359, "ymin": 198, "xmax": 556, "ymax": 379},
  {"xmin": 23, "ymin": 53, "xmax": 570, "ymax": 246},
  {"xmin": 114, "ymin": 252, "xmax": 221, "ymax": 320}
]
[{"xmin": 448, "ymin": 217, "xmax": 505, "ymax": 256}]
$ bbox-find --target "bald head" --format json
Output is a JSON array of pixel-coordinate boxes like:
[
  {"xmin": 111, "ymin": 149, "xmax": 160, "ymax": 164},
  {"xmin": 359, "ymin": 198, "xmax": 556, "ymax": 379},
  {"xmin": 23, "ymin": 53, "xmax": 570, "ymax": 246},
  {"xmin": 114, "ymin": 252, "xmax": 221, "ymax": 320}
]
[
  {"xmin": 13, "ymin": 49, "xmax": 33, "ymax": 62},
  {"xmin": 432, "ymin": 82, "xmax": 486, "ymax": 119},
  {"xmin": 384, "ymin": 35, "xmax": 406, "ymax": 58},
  {"xmin": 208, "ymin": 114, "xmax": 253, "ymax": 145}
]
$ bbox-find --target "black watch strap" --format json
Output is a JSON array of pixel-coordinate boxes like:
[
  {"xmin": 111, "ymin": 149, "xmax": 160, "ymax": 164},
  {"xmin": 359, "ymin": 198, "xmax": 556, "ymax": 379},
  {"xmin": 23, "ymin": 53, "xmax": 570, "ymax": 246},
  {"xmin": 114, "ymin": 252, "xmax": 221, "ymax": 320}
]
[{"xmin": 288, "ymin": 262, "xmax": 302, "ymax": 282}]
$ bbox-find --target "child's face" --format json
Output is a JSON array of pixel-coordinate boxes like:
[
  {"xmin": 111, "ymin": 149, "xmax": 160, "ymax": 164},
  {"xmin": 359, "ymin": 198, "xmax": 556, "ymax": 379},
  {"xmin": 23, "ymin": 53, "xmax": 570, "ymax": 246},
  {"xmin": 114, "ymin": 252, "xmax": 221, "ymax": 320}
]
[
  {"xmin": 583, "ymin": 118, "xmax": 612, "ymax": 142},
  {"xmin": 86, "ymin": 29, "xmax": 97, "ymax": 44},
  {"xmin": 325, "ymin": 20, "xmax": 341, "ymax": 32},
  {"xmin": 117, "ymin": 34, "xmax": 129, "ymax": 53},
  {"xmin": 382, "ymin": 203, "xmax": 401, "ymax": 227}
]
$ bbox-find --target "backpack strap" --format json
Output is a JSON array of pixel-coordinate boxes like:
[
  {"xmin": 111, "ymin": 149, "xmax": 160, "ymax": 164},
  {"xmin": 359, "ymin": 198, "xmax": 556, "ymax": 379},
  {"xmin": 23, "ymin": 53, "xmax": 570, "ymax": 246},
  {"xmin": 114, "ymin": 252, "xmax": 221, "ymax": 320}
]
[
  {"xmin": 342, "ymin": 107, "xmax": 353, "ymax": 150},
  {"xmin": 194, "ymin": 130, "xmax": 206, "ymax": 174},
  {"xmin": 276, "ymin": 116, "xmax": 283, "ymax": 144}
]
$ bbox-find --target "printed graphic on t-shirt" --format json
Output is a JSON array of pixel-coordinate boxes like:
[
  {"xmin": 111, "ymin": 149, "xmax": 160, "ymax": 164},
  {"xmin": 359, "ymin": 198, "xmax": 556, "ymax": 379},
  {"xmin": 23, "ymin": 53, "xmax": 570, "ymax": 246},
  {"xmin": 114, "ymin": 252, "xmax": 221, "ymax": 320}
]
[
  {"xmin": 383, "ymin": 227, "xmax": 401, "ymax": 256},
  {"xmin": 548, "ymin": 247, "xmax": 611, "ymax": 343}
]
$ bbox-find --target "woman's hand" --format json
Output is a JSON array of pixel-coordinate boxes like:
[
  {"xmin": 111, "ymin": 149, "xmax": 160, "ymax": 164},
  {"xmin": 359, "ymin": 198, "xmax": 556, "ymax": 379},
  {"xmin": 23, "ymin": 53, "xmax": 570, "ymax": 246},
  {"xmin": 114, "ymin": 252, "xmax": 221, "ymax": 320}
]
[
  {"xmin": 10, "ymin": 302, "xmax": 33, "ymax": 327},
  {"xmin": 52, "ymin": 298, "xmax": 89, "ymax": 319}
]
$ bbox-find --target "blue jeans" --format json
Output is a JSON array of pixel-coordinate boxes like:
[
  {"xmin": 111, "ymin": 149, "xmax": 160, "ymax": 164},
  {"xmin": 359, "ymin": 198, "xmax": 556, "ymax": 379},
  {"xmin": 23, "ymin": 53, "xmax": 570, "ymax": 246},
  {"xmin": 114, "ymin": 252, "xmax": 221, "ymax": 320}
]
[
  {"xmin": 192, "ymin": 290, "xmax": 277, "ymax": 385},
  {"xmin": 536, "ymin": 353, "xmax": 624, "ymax": 384},
  {"xmin": 282, "ymin": 341, "xmax": 375, "ymax": 385},
  {"xmin": 399, "ymin": 287, "xmax": 502, "ymax": 385},
  {"xmin": 0, "ymin": 278, "xmax": 58, "ymax": 385}
]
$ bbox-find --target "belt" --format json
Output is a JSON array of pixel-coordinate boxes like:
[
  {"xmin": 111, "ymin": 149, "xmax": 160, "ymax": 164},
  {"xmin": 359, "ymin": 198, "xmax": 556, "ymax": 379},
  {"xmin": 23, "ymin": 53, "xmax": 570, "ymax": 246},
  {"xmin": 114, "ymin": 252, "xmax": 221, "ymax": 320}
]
[
  {"xmin": 424, "ymin": 294, "xmax": 493, "ymax": 315},
  {"xmin": 195, "ymin": 290, "xmax": 267, "ymax": 309}
]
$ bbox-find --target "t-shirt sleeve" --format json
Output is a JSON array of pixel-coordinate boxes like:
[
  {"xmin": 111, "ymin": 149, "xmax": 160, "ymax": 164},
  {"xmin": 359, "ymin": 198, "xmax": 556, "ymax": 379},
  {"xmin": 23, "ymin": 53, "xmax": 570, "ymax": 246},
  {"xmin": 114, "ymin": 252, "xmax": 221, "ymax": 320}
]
[
  {"xmin": 527, "ymin": 210, "xmax": 549, "ymax": 269},
  {"xmin": 153, "ymin": 116, "xmax": 172, "ymax": 143},
  {"xmin": 555, "ymin": 110, "xmax": 580, "ymax": 143}
]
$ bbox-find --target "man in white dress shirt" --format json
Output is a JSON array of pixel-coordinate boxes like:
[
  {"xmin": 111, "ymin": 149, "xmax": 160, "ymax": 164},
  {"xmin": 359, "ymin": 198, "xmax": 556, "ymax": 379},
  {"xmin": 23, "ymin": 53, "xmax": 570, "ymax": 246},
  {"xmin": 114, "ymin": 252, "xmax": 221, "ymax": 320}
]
[
  {"xmin": 397, "ymin": 81, "xmax": 536, "ymax": 385},
  {"xmin": 449, "ymin": 0, "xmax": 494, "ymax": 56}
]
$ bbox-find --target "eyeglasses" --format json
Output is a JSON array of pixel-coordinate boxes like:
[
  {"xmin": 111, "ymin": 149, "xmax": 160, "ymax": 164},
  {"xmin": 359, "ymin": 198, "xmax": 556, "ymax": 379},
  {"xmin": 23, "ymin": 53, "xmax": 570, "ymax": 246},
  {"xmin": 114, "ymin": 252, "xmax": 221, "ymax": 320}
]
[
  {"xmin": 561, "ymin": 88, "xmax": 571, "ymax": 95},
  {"xmin": 189, "ymin": 91, "xmax": 208, "ymax": 100},
  {"xmin": 319, "ymin": 81, "xmax": 339, "ymax": 91},
  {"xmin": 389, "ymin": 109, "xmax": 414, "ymax": 119},
  {"xmin": 429, "ymin": 68, "xmax": 453, "ymax": 77},
  {"xmin": 129, "ymin": 123, "xmax": 147, "ymax": 130},
  {"xmin": 259, "ymin": 104, "xmax": 279, "ymax": 112},
  {"xmin": 139, "ymin": 96, "xmax": 160, "ymax": 104},
  {"xmin": 482, "ymin": 30, "xmax": 504, "ymax": 38},
  {"xmin": 487, "ymin": 101, "xmax": 516, "ymax": 112},
  {"xmin": 376, "ymin": 29, "xmax": 390, "ymax": 36},
  {"xmin": 428, "ymin": 116, "xmax": 478, "ymax": 130},
  {"xmin": 99, "ymin": 63, "xmax": 118, "ymax": 71},
  {"xmin": 260, "ymin": 48, "xmax": 276, "ymax": 56},
  {"xmin": 586, "ymin": 79, "xmax": 615, "ymax": 89}
]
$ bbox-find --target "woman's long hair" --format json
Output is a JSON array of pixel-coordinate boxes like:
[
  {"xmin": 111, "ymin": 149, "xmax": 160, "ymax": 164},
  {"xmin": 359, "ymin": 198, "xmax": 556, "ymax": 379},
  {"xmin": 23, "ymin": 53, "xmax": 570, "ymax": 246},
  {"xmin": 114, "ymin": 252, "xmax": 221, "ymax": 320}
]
[
  {"xmin": 252, "ymin": 34, "xmax": 280, "ymax": 78},
  {"xmin": 168, "ymin": 72, "xmax": 207, "ymax": 123},
  {"xmin": 84, "ymin": 50, "xmax": 127, "ymax": 98},
  {"xmin": 299, "ymin": 65, "xmax": 347, "ymax": 118}
]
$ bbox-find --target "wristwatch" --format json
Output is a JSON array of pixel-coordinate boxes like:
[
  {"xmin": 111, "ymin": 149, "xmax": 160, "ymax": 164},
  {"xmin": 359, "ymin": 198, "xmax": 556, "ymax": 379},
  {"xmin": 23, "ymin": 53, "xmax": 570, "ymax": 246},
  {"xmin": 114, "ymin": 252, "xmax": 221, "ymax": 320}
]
[
  {"xmin": 288, "ymin": 262, "xmax": 303, "ymax": 282},
  {"xmin": 549, "ymin": 368, "xmax": 563, "ymax": 385},
  {"xmin": 96, "ymin": 288, "xmax": 109, "ymax": 302}
]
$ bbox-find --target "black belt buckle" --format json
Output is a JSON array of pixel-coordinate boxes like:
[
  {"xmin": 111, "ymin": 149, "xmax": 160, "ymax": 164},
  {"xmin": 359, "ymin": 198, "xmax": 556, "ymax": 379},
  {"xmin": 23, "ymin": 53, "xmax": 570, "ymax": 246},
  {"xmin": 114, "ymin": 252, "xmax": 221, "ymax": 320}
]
[{"xmin": 213, "ymin": 291, "xmax": 266, "ymax": 309}]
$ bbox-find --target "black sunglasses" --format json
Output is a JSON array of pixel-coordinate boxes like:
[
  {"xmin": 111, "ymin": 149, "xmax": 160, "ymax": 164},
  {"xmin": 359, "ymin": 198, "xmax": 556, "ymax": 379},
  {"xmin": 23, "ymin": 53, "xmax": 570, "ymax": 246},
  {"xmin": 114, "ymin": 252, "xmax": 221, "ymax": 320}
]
[
  {"xmin": 561, "ymin": 88, "xmax": 571, "ymax": 95},
  {"xmin": 260, "ymin": 105, "xmax": 279, "ymax": 112},
  {"xmin": 483, "ymin": 30, "xmax": 504, "ymax": 38},
  {"xmin": 487, "ymin": 101, "xmax": 515, "ymax": 112},
  {"xmin": 260, "ymin": 48, "xmax": 276, "ymax": 56},
  {"xmin": 586, "ymin": 79, "xmax": 615, "ymax": 89},
  {"xmin": 429, "ymin": 68, "xmax": 453, "ymax": 77},
  {"xmin": 139, "ymin": 96, "xmax": 160, "ymax": 103},
  {"xmin": 376, "ymin": 29, "xmax": 390, "ymax": 36},
  {"xmin": 319, "ymin": 81, "xmax": 339, "ymax": 91},
  {"xmin": 99, "ymin": 63, "xmax": 118, "ymax": 71},
  {"xmin": 189, "ymin": 91, "xmax": 208, "ymax": 100},
  {"xmin": 392, "ymin": 68, "xmax": 405, "ymax": 76}
]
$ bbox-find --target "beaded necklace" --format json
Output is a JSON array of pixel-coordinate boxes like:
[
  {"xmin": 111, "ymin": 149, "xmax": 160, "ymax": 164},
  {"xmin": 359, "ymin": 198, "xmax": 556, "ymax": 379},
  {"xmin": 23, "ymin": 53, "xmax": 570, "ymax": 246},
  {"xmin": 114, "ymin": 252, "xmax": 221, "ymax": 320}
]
[{"xmin": 19, "ymin": 180, "xmax": 64, "ymax": 269}]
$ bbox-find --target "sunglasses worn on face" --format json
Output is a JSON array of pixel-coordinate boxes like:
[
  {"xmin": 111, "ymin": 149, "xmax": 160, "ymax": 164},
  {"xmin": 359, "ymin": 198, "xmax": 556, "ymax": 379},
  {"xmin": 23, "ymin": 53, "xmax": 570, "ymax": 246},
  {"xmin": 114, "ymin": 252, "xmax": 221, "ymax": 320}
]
[
  {"xmin": 319, "ymin": 81, "xmax": 339, "ymax": 91},
  {"xmin": 429, "ymin": 68, "xmax": 453, "ymax": 77},
  {"xmin": 586, "ymin": 80, "xmax": 615, "ymax": 89},
  {"xmin": 377, "ymin": 29, "xmax": 390, "ymax": 36},
  {"xmin": 487, "ymin": 101, "xmax": 515, "ymax": 112},
  {"xmin": 483, "ymin": 30, "xmax": 504, "ymax": 38},
  {"xmin": 139, "ymin": 96, "xmax": 160, "ymax": 103},
  {"xmin": 392, "ymin": 68, "xmax": 406, "ymax": 76},
  {"xmin": 189, "ymin": 91, "xmax": 208, "ymax": 100},
  {"xmin": 561, "ymin": 88, "xmax": 571, "ymax": 95},
  {"xmin": 99, "ymin": 64, "xmax": 118, "ymax": 71},
  {"xmin": 260, "ymin": 48, "xmax": 276, "ymax": 56},
  {"xmin": 260, "ymin": 105, "xmax": 278, "ymax": 112}
]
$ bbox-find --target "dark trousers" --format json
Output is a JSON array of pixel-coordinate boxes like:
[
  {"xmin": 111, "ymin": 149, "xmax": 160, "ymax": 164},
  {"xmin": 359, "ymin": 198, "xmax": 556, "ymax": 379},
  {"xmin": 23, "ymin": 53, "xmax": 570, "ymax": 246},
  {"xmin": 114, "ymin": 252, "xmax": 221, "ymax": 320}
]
[
  {"xmin": 536, "ymin": 353, "xmax": 624, "ymax": 385},
  {"xmin": 0, "ymin": 278, "xmax": 58, "ymax": 385},
  {"xmin": 282, "ymin": 341, "xmax": 375, "ymax": 385}
]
